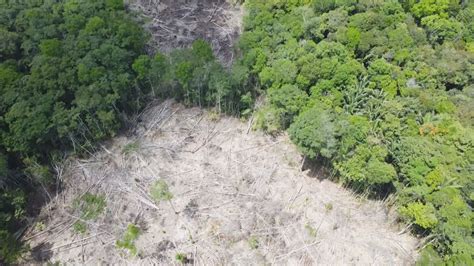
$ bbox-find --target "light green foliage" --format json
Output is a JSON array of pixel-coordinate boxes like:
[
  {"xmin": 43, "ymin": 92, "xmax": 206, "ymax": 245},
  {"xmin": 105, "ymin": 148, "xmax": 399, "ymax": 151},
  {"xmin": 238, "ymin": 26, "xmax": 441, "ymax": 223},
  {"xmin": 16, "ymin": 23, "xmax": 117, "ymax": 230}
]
[
  {"xmin": 73, "ymin": 221, "xmax": 87, "ymax": 234},
  {"xmin": 411, "ymin": 0, "xmax": 450, "ymax": 19},
  {"xmin": 421, "ymin": 15, "xmax": 463, "ymax": 43},
  {"xmin": 74, "ymin": 193, "xmax": 106, "ymax": 221},
  {"xmin": 289, "ymin": 106, "xmax": 340, "ymax": 159},
  {"xmin": 253, "ymin": 105, "xmax": 285, "ymax": 134},
  {"xmin": 368, "ymin": 58, "xmax": 400, "ymax": 98},
  {"xmin": 305, "ymin": 223, "xmax": 317, "ymax": 237},
  {"xmin": 336, "ymin": 143, "xmax": 397, "ymax": 186},
  {"xmin": 122, "ymin": 141, "xmax": 141, "ymax": 156},
  {"xmin": 0, "ymin": 1, "xmax": 147, "ymax": 260},
  {"xmin": 248, "ymin": 236, "xmax": 259, "ymax": 249},
  {"xmin": 116, "ymin": 224, "xmax": 140, "ymax": 256},
  {"xmin": 267, "ymin": 84, "xmax": 308, "ymax": 127},
  {"xmin": 400, "ymin": 202, "xmax": 438, "ymax": 229},
  {"xmin": 150, "ymin": 180, "xmax": 173, "ymax": 203},
  {"xmin": 0, "ymin": 188, "xmax": 26, "ymax": 263},
  {"xmin": 324, "ymin": 203, "xmax": 333, "ymax": 212}
]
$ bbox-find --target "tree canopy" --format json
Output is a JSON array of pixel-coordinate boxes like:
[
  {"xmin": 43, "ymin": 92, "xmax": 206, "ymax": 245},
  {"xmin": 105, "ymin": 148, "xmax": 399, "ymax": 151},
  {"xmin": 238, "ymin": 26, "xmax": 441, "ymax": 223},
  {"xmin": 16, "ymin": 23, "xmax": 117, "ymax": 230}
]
[{"xmin": 239, "ymin": 0, "xmax": 474, "ymax": 263}]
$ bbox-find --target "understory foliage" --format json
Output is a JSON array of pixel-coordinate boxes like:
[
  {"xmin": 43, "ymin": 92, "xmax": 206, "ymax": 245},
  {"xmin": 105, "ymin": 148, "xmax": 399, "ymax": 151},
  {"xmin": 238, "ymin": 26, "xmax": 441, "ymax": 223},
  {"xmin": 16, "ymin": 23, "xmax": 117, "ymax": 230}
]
[{"xmin": 240, "ymin": 0, "xmax": 473, "ymax": 263}]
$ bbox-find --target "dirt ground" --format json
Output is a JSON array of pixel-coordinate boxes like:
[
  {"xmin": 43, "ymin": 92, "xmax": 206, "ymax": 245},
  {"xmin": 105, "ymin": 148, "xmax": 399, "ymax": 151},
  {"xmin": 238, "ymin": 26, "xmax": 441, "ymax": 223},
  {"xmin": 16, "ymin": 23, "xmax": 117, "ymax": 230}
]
[
  {"xmin": 127, "ymin": 0, "xmax": 243, "ymax": 66},
  {"xmin": 23, "ymin": 101, "xmax": 419, "ymax": 265}
]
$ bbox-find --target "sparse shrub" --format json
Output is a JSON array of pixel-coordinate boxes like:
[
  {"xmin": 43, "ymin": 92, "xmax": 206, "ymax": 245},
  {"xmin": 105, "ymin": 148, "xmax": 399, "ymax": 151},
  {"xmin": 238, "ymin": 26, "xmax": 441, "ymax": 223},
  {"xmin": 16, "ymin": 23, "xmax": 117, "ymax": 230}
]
[
  {"xmin": 73, "ymin": 221, "xmax": 87, "ymax": 234},
  {"xmin": 122, "ymin": 141, "xmax": 141, "ymax": 156},
  {"xmin": 116, "ymin": 224, "xmax": 141, "ymax": 256},
  {"xmin": 74, "ymin": 193, "xmax": 106, "ymax": 221},
  {"xmin": 175, "ymin": 253, "xmax": 188, "ymax": 264},
  {"xmin": 150, "ymin": 180, "xmax": 173, "ymax": 202},
  {"xmin": 324, "ymin": 203, "xmax": 333, "ymax": 212},
  {"xmin": 35, "ymin": 221, "xmax": 46, "ymax": 232}
]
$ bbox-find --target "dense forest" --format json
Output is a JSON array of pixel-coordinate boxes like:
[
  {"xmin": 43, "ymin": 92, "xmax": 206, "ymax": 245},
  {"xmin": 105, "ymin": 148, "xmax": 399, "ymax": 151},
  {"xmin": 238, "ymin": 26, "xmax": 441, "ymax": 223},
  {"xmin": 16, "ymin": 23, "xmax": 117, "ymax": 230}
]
[
  {"xmin": 240, "ymin": 0, "xmax": 473, "ymax": 263},
  {"xmin": 0, "ymin": 0, "xmax": 473, "ymax": 264}
]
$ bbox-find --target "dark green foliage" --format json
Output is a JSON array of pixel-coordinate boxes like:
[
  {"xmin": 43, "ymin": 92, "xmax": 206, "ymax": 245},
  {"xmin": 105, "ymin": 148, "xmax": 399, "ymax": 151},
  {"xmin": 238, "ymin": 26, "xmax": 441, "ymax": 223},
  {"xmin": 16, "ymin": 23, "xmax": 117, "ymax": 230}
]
[
  {"xmin": 150, "ymin": 180, "xmax": 173, "ymax": 203},
  {"xmin": 0, "ymin": 188, "xmax": 26, "ymax": 263},
  {"xmin": 241, "ymin": 0, "xmax": 474, "ymax": 262},
  {"xmin": 132, "ymin": 39, "xmax": 252, "ymax": 114},
  {"xmin": 0, "ymin": 0, "xmax": 147, "ymax": 262},
  {"xmin": 289, "ymin": 106, "xmax": 340, "ymax": 159}
]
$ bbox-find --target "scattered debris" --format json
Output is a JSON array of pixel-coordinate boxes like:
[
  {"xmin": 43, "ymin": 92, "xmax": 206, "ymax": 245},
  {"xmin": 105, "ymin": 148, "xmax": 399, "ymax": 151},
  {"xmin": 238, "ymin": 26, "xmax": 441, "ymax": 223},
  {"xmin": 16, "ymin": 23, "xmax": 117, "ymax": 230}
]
[
  {"xmin": 127, "ymin": 0, "xmax": 243, "ymax": 66},
  {"xmin": 23, "ymin": 100, "xmax": 419, "ymax": 264}
]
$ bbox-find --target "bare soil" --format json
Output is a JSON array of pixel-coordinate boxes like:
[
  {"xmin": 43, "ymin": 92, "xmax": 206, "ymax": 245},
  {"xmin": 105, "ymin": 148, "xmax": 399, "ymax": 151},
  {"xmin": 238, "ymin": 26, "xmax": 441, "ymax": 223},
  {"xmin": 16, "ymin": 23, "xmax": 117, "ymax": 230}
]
[
  {"xmin": 127, "ymin": 0, "xmax": 243, "ymax": 66},
  {"xmin": 23, "ymin": 101, "xmax": 419, "ymax": 265}
]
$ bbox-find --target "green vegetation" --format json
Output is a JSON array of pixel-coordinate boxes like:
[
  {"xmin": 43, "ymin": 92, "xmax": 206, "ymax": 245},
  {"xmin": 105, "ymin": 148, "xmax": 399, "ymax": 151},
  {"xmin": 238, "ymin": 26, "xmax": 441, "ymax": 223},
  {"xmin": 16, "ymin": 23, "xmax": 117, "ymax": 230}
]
[
  {"xmin": 0, "ymin": 0, "xmax": 145, "ymax": 262},
  {"xmin": 150, "ymin": 179, "xmax": 178, "ymax": 213},
  {"xmin": 72, "ymin": 192, "xmax": 106, "ymax": 234},
  {"xmin": 73, "ymin": 221, "xmax": 87, "ymax": 235},
  {"xmin": 324, "ymin": 203, "xmax": 333, "ymax": 212},
  {"xmin": 305, "ymin": 223, "xmax": 318, "ymax": 238},
  {"xmin": 122, "ymin": 141, "xmax": 141, "ymax": 156},
  {"xmin": 248, "ymin": 236, "xmax": 260, "ymax": 249},
  {"xmin": 0, "ymin": 188, "xmax": 26, "ymax": 263},
  {"xmin": 175, "ymin": 253, "xmax": 188, "ymax": 264},
  {"xmin": 1, "ymin": 0, "xmax": 473, "ymax": 264},
  {"xmin": 74, "ymin": 193, "xmax": 106, "ymax": 221},
  {"xmin": 238, "ymin": 0, "xmax": 473, "ymax": 263},
  {"xmin": 132, "ymin": 39, "xmax": 253, "ymax": 114},
  {"xmin": 116, "ymin": 224, "xmax": 140, "ymax": 257},
  {"xmin": 150, "ymin": 180, "xmax": 174, "ymax": 202}
]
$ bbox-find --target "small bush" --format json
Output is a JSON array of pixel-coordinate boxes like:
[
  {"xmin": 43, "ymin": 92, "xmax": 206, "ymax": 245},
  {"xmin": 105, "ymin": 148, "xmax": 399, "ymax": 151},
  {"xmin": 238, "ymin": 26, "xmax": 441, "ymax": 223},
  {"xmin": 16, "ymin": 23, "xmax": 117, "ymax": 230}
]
[
  {"xmin": 150, "ymin": 180, "xmax": 173, "ymax": 203},
  {"xmin": 116, "ymin": 224, "xmax": 140, "ymax": 256},
  {"xmin": 324, "ymin": 203, "xmax": 333, "ymax": 212},
  {"xmin": 305, "ymin": 223, "xmax": 317, "ymax": 238},
  {"xmin": 122, "ymin": 141, "xmax": 141, "ymax": 156}
]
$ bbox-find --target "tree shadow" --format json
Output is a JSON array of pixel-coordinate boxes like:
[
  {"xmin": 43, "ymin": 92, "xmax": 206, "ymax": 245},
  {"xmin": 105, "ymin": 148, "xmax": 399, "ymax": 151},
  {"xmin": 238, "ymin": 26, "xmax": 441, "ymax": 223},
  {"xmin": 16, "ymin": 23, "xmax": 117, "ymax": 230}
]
[
  {"xmin": 30, "ymin": 242, "xmax": 53, "ymax": 263},
  {"xmin": 301, "ymin": 156, "xmax": 332, "ymax": 181}
]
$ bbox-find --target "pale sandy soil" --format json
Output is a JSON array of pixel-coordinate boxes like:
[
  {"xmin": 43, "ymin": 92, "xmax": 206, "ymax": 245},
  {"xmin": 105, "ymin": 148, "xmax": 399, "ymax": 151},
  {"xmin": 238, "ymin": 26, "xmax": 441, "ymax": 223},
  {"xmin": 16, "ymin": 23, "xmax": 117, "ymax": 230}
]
[{"xmin": 23, "ymin": 101, "xmax": 419, "ymax": 265}]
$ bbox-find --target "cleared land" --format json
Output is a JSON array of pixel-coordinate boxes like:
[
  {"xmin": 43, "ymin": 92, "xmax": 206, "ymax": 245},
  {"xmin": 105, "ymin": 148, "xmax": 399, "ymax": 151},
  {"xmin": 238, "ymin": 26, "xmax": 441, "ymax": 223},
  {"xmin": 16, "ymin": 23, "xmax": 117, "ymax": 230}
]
[
  {"xmin": 128, "ymin": 0, "xmax": 243, "ymax": 66},
  {"xmin": 24, "ymin": 101, "xmax": 418, "ymax": 265}
]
